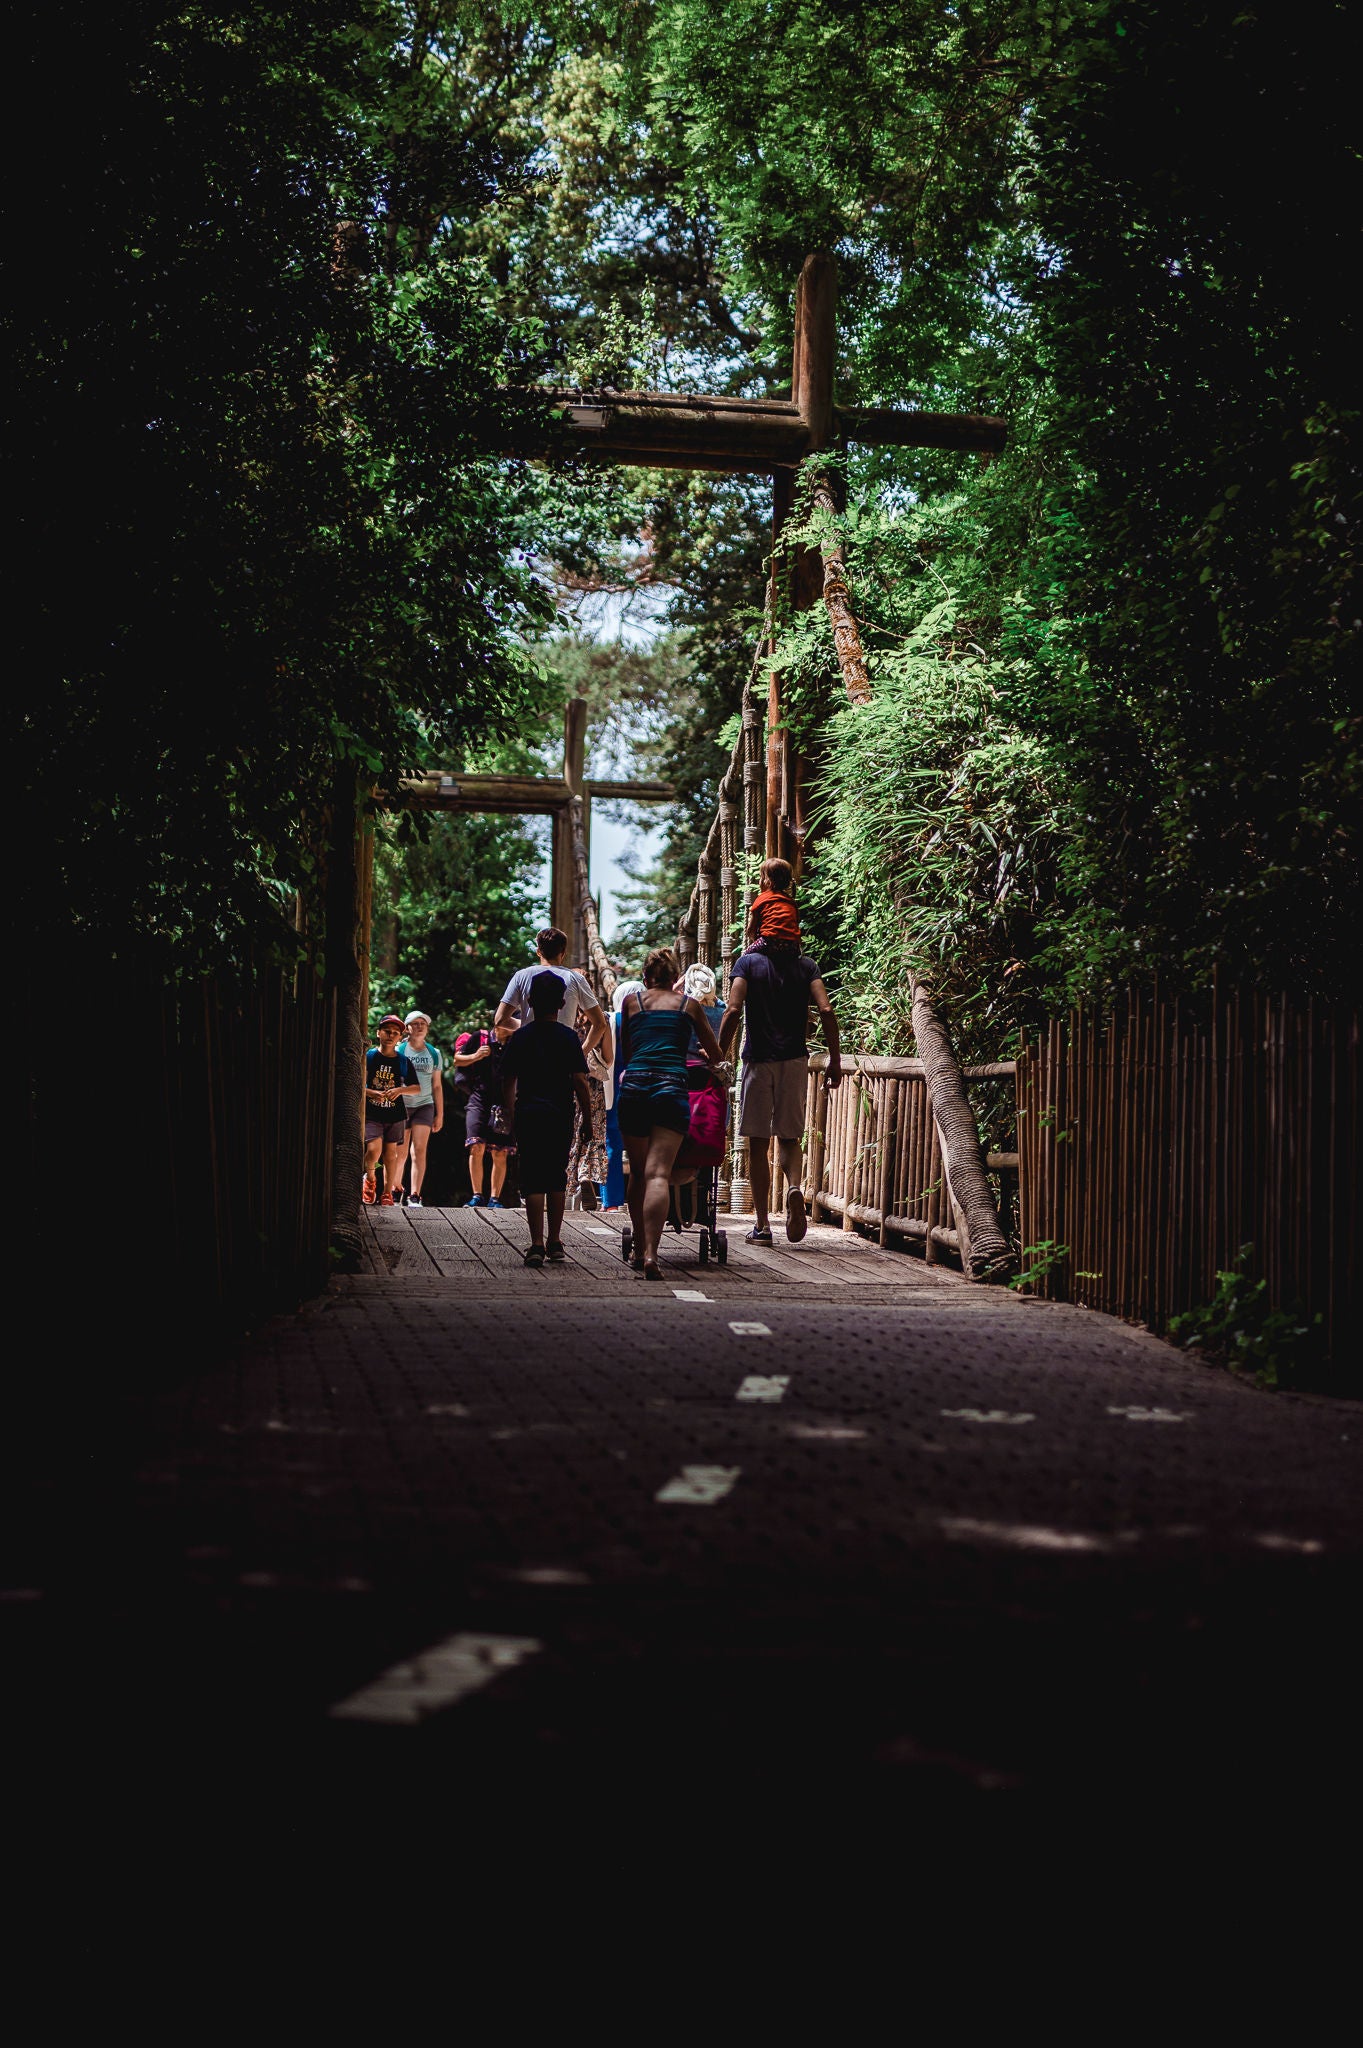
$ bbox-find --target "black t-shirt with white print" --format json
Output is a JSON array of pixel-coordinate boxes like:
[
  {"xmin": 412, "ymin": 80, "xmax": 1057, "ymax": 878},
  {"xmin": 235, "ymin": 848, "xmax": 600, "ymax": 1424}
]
[{"xmin": 366, "ymin": 1046, "xmax": 414, "ymax": 1124}]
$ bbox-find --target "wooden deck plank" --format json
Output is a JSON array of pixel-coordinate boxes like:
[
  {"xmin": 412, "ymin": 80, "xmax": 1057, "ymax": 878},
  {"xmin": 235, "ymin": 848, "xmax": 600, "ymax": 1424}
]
[
  {"xmin": 402, "ymin": 1207, "xmax": 483, "ymax": 1257},
  {"xmin": 475, "ymin": 1204, "xmax": 624, "ymax": 1280},
  {"xmin": 401, "ymin": 1207, "xmax": 489, "ymax": 1277},
  {"xmin": 362, "ymin": 1208, "xmax": 441, "ymax": 1276}
]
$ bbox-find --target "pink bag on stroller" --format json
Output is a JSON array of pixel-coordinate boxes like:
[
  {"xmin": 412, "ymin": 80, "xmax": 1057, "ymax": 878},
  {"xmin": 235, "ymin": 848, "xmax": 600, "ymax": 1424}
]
[{"xmin": 676, "ymin": 1068, "xmax": 727, "ymax": 1169}]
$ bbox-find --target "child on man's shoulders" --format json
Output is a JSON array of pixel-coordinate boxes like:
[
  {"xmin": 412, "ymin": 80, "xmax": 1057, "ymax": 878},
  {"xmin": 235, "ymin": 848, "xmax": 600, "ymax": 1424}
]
[{"xmin": 745, "ymin": 856, "xmax": 801, "ymax": 955}]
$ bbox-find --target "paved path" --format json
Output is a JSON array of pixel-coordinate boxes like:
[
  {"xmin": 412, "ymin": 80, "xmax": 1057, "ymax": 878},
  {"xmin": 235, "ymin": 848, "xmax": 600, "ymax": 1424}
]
[{"xmin": 6, "ymin": 1205, "xmax": 1360, "ymax": 1834}]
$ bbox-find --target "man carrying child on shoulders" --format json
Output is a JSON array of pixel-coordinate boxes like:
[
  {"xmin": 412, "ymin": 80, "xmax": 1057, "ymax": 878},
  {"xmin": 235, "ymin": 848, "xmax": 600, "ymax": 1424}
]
[{"xmin": 721, "ymin": 857, "xmax": 842, "ymax": 1247}]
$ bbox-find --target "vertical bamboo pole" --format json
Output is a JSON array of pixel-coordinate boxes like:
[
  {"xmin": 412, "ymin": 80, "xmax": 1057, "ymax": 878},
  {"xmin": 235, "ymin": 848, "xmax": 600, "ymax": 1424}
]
[
  {"xmin": 925, "ymin": 1117, "xmax": 943, "ymax": 1264},
  {"xmin": 809, "ymin": 1066, "xmax": 829, "ymax": 1218},
  {"xmin": 842, "ymin": 1070, "xmax": 863, "ymax": 1231},
  {"xmin": 877, "ymin": 1077, "xmax": 897, "ymax": 1247}
]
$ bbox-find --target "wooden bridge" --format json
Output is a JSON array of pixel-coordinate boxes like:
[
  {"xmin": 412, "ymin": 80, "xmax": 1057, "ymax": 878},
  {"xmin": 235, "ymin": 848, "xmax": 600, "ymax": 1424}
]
[
  {"xmin": 19, "ymin": 282, "xmax": 1361, "ymax": 1850},
  {"xmin": 52, "ymin": 254, "xmax": 1358, "ymax": 1378}
]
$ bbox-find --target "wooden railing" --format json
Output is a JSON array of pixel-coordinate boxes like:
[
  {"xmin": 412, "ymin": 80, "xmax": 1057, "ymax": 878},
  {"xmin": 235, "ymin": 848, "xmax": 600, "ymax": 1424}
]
[
  {"xmin": 1016, "ymin": 989, "xmax": 1361, "ymax": 1367},
  {"xmin": 802, "ymin": 1052, "xmax": 1017, "ymax": 1264}
]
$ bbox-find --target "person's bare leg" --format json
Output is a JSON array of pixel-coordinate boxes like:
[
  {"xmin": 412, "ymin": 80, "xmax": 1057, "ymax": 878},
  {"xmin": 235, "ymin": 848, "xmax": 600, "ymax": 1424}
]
[
  {"xmin": 525, "ymin": 1192, "xmax": 546, "ymax": 1246},
  {"xmin": 624, "ymin": 1134, "xmax": 649, "ymax": 1259},
  {"xmin": 777, "ymin": 1136, "xmax": 805, "ymax": 1239},
  {"xmin": 547, "ymin": 1191, "xmax": 566, "ymax": 1243},
  {"xmin": 363, "ymin": 1135, "xmax": 382, "ymax": 1199},
  {"xmin": 748, "ymin": 1136, "xmax": 772, "ymax": 1233},
  {"xmin": 409, "ymin": 1124, "xmax": 430, "ymax": 1198},
  {"xmin": 491, "ymin": 1150, "xmax": 509, "ymax": 1200},
  {"xmin": 467, "ymin": 1143, "xmax": 486, "ymax": 1202},
  {"xmin": 641, "ymin": 1127, "xmax": 686, "ymax": 1268},
  {"xmin": 382, "ymin": 1139, "xmax": 403, "ymax": 1200}
]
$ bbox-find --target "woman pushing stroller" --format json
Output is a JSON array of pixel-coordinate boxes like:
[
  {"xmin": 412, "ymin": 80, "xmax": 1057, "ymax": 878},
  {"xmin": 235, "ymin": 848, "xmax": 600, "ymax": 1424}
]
[{"xmin": 616, "ymin": 947, "xmax": 725, "ymax": 1279}]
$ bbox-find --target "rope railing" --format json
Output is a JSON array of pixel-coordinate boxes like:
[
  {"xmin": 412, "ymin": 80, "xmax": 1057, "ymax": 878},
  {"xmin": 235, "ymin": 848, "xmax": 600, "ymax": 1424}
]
[{"xmin": 676, "ymin": 645, "xmax": 767, "ymax": 981}]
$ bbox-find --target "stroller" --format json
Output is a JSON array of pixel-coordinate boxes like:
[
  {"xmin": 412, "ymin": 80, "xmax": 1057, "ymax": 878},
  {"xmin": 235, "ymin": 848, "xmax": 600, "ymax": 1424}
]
[{"xmin": 621, "ymin": 1063, "xmax": 729, "ymax": 1268}]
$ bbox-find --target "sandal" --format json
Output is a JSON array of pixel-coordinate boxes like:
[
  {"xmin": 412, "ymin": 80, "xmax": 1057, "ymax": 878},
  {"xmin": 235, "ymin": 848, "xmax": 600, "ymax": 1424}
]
[
  {"xmin": 523, "ymin": 1244, "xmax": 546, "ymax": 1268},
  {"xmin": 546, "ymin": 1240, "xmax": 567, "ymax": 1263},
  {"xmin": 644, "ymin": 1260, "xmax": 664, "ymax": 1281}
]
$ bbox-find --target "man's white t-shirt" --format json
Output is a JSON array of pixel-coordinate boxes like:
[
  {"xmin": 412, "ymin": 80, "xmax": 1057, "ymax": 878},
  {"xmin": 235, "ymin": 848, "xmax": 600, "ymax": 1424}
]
[{"xmin": 500, "ymin": 965, "xmax": 597, "ymax": 1031}]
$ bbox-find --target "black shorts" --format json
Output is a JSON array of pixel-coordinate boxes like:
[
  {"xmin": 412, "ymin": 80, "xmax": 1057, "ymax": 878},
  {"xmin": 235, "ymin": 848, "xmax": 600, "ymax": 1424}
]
[
  {"xmin": 465, "ymin": 1095, "xmax": 514, "ymax": 1151},
  {"xmin": 617, "ymin": 1075, "xmax": 691, "ymax": 1137},
  {"xmin": 364, "ymin": 1113, "xmax": 407, "ymax": 1145},
  {"xmin": 514, "ymin": 1113, "xmax": 573, "ymax": 1194}
]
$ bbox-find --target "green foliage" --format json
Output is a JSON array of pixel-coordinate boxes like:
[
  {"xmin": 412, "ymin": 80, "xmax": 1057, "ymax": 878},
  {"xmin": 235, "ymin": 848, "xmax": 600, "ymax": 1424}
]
[
  {"xmin": 1169, "ymin": 1249, "xmax": 1327, "ymax": 1393},
  {"xmin": 368, "ymin": 809, "xmax": 546, "ymax": 1044},
  {"xmin": 1008, "ymin": 1241, "xmax": 1071, "ymax": 1293},
  {"xmin": 23, "ymin": 0, "xmax": 1360, "ymax": 1041},
  {"xmin": 17, "ymin": 2, "xmax": 587, "ymax": 972},
  {"xmin": 613, "ymin": 0, "xmax": 1361, "ymax": 1032}
]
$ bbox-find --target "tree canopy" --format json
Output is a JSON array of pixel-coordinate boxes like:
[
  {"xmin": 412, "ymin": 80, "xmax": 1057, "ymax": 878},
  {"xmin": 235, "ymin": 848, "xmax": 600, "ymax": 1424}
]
[{"xmin": 21, "ymin": 1, "xmax": 1359, "ymax": 1043}]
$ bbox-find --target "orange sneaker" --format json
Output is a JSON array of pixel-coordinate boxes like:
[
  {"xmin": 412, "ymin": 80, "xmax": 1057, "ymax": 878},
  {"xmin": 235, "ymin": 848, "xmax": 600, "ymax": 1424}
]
[
  {"xmin": 379, "ymin": 1192, "xmax": 395, "ymax": 1206},
  {"xmin": 362, "ymin": 1173, "xmax": 377, "ymax": 1205}
]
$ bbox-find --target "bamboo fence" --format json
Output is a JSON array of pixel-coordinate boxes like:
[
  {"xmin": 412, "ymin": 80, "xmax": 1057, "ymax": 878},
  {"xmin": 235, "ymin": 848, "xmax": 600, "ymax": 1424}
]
[
  {"xmin": 1015, "ymin": 988, "xmax": 1360, "ymax": 1359},
  {"xmin": 34, "ymin": 954, "xmax": 338, "ymax": 1332}
]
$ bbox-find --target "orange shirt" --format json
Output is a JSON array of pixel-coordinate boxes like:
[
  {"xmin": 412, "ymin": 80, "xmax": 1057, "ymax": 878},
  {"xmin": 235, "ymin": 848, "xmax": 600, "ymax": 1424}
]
[{"xmin": 752, "ymin": 889, "xmax": 801, "ymax": 943}]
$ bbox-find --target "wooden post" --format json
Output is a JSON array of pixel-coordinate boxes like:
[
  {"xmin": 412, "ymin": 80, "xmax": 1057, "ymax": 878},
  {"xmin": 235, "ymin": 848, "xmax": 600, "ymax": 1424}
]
[
  {"xmin": 550, "ymin": 806, "xmax": 575, "ymax": 941},
  {"xmin": 877, "ymin": 1080, "xmax": 897, "ymax": 1248},
  {"xmin": 563, "ymin": 694, "xmax": 588, "ymax": 961},
  {"xmin": 842, "ymin": 1067, "xmax": 862, "ymax": 1231},
  {"xmin": 769, "ymin": 253, "xmax": 838, "ymax": 874}
]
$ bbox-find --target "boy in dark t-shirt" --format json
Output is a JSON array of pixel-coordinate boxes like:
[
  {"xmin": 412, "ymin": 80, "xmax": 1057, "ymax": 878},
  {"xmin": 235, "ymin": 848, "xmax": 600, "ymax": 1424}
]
[
  {"xmin": 500, "ymin": 970, "xmax": 592, "ymax": 1267},
  {"xmin": 363, "ymin": 1014, "xmax": 420, "ymax": 1204}
]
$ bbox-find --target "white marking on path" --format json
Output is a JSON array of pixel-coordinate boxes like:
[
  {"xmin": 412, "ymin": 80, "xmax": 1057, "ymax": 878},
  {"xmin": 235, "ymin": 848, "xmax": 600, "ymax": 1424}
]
[
  {"xmin": 586, "ymin": 1226, "xmax": 618, "ymax": 1237},
  {"xmin": 507, "ymin": 1567, "xmax": 592, "ymax": 1585},
  {"xmin": 941, "ymin": 1516, "xmax": 1113, "ymax": 1555},
  {"xmin": 1255, "ymin": 1534, "xmax": 1325, "ymax": 1555},
  {"xmin": 788, "ymin": 1423, "xmax": 867, "ymax": 1441},
  {"xmin": 674, "ymin": 1289, "xmax": 712, "ymax": 1302},
  {"xmin": 328, "ymin": 1632, "xmax": 541, "ymax": 1725},
  {"xmin": 729, "ymin": 1320, "xmax": 772, "ymax": 1336},
  {"xmin": 736, "ymin": 1375, "xmax": 789, "ymax": 1403},
  {"xmin": 941, "ymin": 1408, "xmax": 1035, "ymax": 1425},
  {"xmin": 1107, "ymin": 1406, "xmax": 1189, "ymax": 1422},
  {"xmin": 655, "ymin": 1466, "xmax": 741, "ymax": 1505}
]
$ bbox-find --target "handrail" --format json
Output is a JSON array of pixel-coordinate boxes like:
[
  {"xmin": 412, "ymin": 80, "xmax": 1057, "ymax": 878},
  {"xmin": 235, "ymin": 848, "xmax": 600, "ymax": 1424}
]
[
  {"xmin": 808, "ymin": 1051, "xmax": 1016, "ymax": 1081},
  {"xmin": 800, "ymin": 1051, "xmax": 1018, "ymax": 1266}
]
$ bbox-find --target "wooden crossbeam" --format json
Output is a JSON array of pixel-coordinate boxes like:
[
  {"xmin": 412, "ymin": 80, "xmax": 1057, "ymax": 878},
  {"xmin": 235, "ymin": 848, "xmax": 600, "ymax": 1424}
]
[
  {"xmin": 500, "ymin": 391, "xmax": 1005, "ymax": 472},
  {"xmin": 397, "ymin": 771, "xmax": 676, "ymax": 810},
  {"xmin": 583, "ymin": 778, "xmax": 675, "ymax": 802},
  {"xmin": 397, "ymin": 771, "xmax": 573, "ymax": 813}
]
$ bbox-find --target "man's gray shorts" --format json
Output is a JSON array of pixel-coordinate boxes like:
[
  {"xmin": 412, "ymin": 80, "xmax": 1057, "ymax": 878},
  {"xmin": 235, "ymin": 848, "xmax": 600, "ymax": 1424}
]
[{"xmin": 738, "ymin": 1056, "xmax": 808, "ymax": 1141}]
